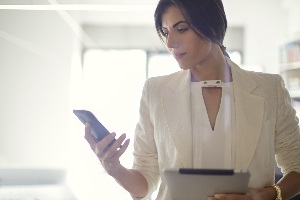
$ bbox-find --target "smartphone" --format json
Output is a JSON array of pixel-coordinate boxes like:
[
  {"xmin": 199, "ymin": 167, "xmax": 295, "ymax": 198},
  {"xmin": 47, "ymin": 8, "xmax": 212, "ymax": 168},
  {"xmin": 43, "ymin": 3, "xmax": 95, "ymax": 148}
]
[{"xmin": 73, "ymin": 109, "xmax": 115, "ymax": 145}]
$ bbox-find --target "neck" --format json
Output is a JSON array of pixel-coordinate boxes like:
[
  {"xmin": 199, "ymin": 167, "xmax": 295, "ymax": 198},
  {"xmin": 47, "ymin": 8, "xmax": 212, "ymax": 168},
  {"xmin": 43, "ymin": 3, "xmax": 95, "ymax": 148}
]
[{"xmin": 190, "ymin": 44, "xmax": 232, "ymax": 82}]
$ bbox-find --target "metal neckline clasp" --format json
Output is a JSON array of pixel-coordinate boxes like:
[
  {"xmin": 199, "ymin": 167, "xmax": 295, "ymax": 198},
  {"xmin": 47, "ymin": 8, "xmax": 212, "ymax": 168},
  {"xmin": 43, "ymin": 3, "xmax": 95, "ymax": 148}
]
[{"xmin": 200, "ymin": 80, "xmax": 222, "ymax": 87}]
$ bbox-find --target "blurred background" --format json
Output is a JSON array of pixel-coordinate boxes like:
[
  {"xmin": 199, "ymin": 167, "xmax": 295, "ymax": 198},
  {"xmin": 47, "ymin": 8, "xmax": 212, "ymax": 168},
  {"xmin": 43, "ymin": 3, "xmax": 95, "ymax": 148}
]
[{"xmin": 0, "ymin": 0, "xmax": 300, "ymax": 199}]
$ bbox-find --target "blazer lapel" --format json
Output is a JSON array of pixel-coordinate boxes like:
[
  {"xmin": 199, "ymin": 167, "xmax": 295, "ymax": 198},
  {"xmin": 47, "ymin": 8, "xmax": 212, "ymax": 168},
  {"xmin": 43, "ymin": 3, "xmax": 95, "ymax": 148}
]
[
  {"xmin": 230, "ymin": 60, "xmax": 265, "ymax": 170},
  {"xmin": 161, "ymin": 70, "xmax": 193, "ymax": 168}
]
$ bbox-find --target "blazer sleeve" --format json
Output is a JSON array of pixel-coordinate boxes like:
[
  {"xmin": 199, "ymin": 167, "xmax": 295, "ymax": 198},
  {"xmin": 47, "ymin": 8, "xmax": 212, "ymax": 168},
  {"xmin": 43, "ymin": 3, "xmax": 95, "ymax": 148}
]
[
  {"xmin": 275, "ymin": 75, "xmax": 300, "ymax": 175},
  {"xmin": 131, "ymin": 78, "xmax": 160, "ymax": 200}
]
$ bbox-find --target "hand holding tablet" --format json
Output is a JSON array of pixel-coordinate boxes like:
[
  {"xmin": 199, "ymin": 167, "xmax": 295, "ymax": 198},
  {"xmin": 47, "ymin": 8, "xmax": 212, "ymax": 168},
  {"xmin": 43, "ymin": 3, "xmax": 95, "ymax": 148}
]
[{"xmin": 162, "ymin": 168, "xmax": 250, "ymax": 200}]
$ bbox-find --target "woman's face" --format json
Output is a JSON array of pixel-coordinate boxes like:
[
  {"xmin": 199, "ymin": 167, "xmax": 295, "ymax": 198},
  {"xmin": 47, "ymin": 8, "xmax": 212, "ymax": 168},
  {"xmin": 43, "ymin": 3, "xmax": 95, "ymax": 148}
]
[{"xmin": 161, "ymin": 5, "xmax": 214, "ymax": 70}]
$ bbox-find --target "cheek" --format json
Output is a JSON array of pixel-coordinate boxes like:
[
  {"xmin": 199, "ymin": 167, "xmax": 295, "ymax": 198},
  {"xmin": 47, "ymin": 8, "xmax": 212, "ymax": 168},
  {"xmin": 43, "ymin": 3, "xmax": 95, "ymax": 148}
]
[
  {"xmin": 192, "ymin": 42, "xmax": 212, "ymax": 63},
  {"xmin": 183, "ymin": 42, "xmax": 212, "ymax": 68},
  {"xmin": 176, "ymin": 36, "xmax": 212, "ymax": 69},
  {"xmin": 194, "ymin": 39, "xmax": 211, "ymax": 54}
]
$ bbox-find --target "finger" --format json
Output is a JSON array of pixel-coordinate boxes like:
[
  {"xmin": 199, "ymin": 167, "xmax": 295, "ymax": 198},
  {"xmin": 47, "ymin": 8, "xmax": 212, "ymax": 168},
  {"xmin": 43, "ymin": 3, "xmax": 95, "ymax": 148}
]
[
  {"xmin": 111, "ymin": 133, "xmax": 127, "ymax": 149},
  {"xmin": 103, "ymin": 133, "xmax": 127, "ymax": 159},
  {"xmin": 110, "ymin": 138, "xmax": 130, "ymax": 160},
  {"xmin": 213, "ymin": 194, "xmax": 247, "ymax": 200},
  {"xmin": 94, "ymin": 132, "xmax": 116, "ymax": 157},
  {"xmin": 99, "ymin": 132, "xmax": 117, "ymax": 150},
  {"xmin": 101, "ymin": 137, "xmax": 130, "ymax": 173},
  {"xmin": 84, "ymin": 123, "xmax": 98, "ymax": 148},
  {"xmin": 110, "ymin": 138, "xmax": 130, "ymax": 161}
]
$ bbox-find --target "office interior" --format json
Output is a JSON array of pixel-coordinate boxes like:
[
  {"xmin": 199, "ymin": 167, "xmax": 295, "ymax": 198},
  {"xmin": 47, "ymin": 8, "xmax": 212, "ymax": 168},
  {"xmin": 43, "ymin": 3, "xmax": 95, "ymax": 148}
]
[{"xmin": 0, "ymin": 0, "xmax": 300, "ymax": 199}]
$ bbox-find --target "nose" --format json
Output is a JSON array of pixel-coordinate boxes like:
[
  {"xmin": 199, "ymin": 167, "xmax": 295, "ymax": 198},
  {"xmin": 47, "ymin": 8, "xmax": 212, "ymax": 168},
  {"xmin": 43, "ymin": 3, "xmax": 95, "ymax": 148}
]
[{"xmin": 166, "ymin": 32, "xmax": 179, "ymax": 49}]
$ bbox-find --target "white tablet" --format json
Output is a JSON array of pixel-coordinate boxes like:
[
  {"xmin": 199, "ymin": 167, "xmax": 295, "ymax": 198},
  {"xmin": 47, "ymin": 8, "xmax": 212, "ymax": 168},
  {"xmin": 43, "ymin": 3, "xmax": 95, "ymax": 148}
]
[{"xmin": 162, "ymin": 168, "xmax": 250, "ymax": 200}]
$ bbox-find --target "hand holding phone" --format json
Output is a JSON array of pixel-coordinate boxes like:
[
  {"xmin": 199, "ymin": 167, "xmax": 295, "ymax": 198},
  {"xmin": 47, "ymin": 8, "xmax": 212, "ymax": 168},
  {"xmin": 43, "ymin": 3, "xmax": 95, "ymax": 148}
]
[
  {"xmin": 73, "ymin": 109, "xmax": 115, "ymax": 145},
  {"xmin": 74, "ymin": 109, "xmax": 131, "ymax": 175}
]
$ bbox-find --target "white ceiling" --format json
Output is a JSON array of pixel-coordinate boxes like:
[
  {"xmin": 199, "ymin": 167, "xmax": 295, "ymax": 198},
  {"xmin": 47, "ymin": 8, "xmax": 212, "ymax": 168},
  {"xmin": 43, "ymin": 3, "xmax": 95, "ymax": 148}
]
[
  {"xmin": 0, "ymin": 0, "xmax": 159, "ymax": 25},
  {"xmin": 0, "ymin": 0, "xmax": 158, "ymax": 5},
  {"xmin": 0, "ymin": 0, "xmax": 285, "ymax": 26}
]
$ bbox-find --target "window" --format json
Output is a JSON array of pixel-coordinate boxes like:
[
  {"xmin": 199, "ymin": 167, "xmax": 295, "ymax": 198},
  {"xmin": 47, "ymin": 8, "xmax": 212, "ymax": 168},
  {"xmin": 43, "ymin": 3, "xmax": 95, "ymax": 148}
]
[
  {"xmin": 147, "ymin": 52, "xmax": 180, "ymax": 78},
  {"xmin": 228, "ymin": 50, "xmax": 242, "ymax": 66}
]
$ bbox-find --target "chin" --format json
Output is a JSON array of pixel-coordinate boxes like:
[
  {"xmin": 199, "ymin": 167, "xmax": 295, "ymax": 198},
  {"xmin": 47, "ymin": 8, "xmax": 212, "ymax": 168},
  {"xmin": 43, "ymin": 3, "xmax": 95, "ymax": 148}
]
[{"xmin": 178, "ymin": 63, "xmax": 191, "ymax": 70}]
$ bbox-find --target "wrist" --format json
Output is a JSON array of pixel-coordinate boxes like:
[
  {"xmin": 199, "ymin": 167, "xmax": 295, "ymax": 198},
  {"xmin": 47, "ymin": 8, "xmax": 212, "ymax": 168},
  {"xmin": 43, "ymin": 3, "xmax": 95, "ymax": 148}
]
[
  {"xmin": 106, "ymin": 163, "xmax": 123, "ymax": 177},
  {"xmin": 263, "ymin": 184, "xmax": 281, "ymax": 200},
  {"xmin": 272, "ymin": 184, "xmax": 282, "ymax": 200}
]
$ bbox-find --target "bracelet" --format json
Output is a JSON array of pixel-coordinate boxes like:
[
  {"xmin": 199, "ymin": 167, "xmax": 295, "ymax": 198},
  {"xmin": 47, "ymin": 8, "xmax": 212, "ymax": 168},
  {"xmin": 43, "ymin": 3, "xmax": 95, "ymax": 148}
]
[{"xmin": 272, "ymin": 184, "xmax": 282, "ymax": 200}]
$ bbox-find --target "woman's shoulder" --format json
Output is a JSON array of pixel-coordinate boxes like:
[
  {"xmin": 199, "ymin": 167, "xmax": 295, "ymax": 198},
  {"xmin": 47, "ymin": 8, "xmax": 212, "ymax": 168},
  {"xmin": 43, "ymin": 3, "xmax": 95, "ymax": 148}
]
[
  {"xmin": 244, "ymin": 69, "xmax": 283, "ymax": 87},
  {"xmin": 230, "ymin": 60, "xmax": 282, "ymax": 86},
  {"xmin": 146, "ymin": 70, "xmax": 186, "ymax": 86},
  {"xmin": 141, "ymin": 70, "xmax": 188, "ymax": 98}
]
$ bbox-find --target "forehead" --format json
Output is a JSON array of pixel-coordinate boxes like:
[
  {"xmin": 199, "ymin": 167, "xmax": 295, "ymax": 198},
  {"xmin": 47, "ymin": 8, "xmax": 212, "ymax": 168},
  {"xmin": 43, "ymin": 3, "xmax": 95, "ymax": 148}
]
[{"xmin": 161, "ymin": 5, "xmax": 186, "ymax": 27}]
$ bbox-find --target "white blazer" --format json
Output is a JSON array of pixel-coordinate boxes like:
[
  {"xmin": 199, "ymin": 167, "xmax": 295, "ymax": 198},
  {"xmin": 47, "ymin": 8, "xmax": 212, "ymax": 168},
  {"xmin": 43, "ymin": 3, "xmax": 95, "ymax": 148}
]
[{"xmin": 132, "ymin": 59, "xmax": 300, "ymax": 200}]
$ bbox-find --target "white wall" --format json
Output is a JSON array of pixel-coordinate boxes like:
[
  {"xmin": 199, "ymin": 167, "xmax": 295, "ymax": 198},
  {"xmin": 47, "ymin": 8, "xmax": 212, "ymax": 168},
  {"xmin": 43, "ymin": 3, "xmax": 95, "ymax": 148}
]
[
  {"xmin": 223, "ymin": 0, "xmax": 287, "ymax": 73},
  {"xmin": 282, "ymin": 0, "xmax": 300, "ymax": 36},
  {"xmin": 0, "ymin": 9, "xmax": 77, "ymax": 168}
]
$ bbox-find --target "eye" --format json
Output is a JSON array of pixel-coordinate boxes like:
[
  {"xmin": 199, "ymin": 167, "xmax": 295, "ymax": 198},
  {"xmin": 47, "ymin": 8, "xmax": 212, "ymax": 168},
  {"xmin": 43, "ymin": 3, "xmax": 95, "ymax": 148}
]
[
  {"xmin": 162, "ymin": 31, "xmax": 169, "ymax": 37},
  {"xmin": 178, "ymin": 27, "xmax": 189, "ymax": 33},
  {"xmin": 161, "ymin": 29, "xmax": 169, "ymax": 37}
]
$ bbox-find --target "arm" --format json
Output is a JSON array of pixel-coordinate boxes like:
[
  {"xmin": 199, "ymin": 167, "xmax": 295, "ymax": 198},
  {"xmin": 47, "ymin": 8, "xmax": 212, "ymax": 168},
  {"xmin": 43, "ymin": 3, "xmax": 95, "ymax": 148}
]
[
  {"xmin": 246, "ymin": 171, "xmax": 300, "ymax": 200},
  {"xmin": 131, "ymin": 78, "xmax": 160, "ymax": 199},
  {"xmin": 108, "ymin": 164, "xmax": 148, "ymax": 198},
  {"xmin": 251, "ymin": 75, "xmax": 300, "ymax": 200},
  {"xmin": 223, "ymin": 173, "xmax": 300, "ymax": 199},
  {"xmin": 250, "ymin": 75, "xmax": 300, "ymax": 200},
  {"xmin": 274, "ymin": 75, "xmax": 300, "ymax": 199},
  {"xmin": 209, "ymin": 171, "xmax": 300, "ymax": 200},
  {"xmin": 277, "ymin": 171, "xmax": 300, "ymax": 200}
]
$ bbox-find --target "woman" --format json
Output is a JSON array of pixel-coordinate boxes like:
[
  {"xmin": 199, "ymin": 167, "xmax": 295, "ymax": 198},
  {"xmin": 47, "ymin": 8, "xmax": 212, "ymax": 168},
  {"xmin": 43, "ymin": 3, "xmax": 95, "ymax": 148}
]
[{"xmin": 85, "ymin": 0, "xmax": 300, "ymax": 199}]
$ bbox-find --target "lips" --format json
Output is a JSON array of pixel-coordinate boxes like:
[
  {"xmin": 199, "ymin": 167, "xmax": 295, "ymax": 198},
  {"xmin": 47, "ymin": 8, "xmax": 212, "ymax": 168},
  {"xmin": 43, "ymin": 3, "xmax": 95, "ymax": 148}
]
[{"xmin": 173, "ymin": 52, "xmax": 186, "ymax": 60}]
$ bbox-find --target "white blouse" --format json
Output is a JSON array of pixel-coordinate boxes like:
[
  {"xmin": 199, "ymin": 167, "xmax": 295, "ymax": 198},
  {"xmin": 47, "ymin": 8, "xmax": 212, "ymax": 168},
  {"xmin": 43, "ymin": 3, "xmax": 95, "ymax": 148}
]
[{"xmin": 191, "ymin": 81, "xmax": 236, "ymax": 169}]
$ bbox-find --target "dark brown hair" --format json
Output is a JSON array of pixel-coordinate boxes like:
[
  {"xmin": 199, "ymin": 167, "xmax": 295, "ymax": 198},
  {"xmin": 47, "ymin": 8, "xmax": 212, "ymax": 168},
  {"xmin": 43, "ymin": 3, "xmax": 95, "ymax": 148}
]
[{"xmin": 154, "ymin": 0, "xmax": 229, "ymax": 56}]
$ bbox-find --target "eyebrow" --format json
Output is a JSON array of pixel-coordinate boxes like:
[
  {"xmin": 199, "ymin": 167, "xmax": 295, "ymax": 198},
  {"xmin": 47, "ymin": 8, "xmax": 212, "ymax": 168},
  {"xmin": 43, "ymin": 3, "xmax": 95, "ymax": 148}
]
[
  {"xmin": 172, "ymin": 21, "xmax": 188, "ymax": 28},
  {"xmin": 162, "ymin": 20, "xmax": 188, "ymax": 30}
]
